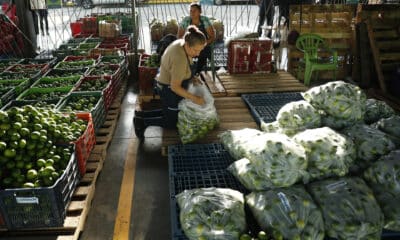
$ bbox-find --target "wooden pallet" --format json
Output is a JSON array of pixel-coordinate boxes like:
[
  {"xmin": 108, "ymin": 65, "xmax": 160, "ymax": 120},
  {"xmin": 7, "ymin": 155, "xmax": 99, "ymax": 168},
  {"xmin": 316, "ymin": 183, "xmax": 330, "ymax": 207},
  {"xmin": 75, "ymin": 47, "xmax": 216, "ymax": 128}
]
[
  {"xmin": 161, "ymin": 97, "xmax": 258, "ymax": 156},
  {"xmin": 0, "ymin": 81, "xmax": 126, "ymax": 239},
  {"xmin": 217, "ymin": 71, "xmax": 308, "ymax": 96}
]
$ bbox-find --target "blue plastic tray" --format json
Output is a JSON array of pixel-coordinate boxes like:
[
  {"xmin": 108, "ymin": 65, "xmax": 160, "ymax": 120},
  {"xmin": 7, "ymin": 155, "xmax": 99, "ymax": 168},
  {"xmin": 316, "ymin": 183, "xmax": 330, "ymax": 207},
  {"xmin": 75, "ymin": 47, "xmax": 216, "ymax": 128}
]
[
  {"xmin": 168, "ymin": 143, "xmax": 235, "ymax": 175},
  {"xmin": 241, "ymin": 92, "xmax": 303, "ymax": 125}
]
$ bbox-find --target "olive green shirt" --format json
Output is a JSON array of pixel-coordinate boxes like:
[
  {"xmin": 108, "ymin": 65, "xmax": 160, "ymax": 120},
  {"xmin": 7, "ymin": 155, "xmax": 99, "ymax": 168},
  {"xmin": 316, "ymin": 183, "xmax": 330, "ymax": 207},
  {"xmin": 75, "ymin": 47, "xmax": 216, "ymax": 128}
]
[{"xmin": 156, "ymin": 39, "xmax": 192, "ymax": 85}]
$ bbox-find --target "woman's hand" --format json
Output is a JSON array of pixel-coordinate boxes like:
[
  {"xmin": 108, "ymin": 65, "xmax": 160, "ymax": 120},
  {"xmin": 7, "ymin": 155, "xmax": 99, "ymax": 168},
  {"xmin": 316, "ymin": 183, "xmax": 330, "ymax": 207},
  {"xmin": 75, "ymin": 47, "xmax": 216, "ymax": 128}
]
[{"xmin": 191, "ymin": 95, "xmax": 205, "ymax": 106}]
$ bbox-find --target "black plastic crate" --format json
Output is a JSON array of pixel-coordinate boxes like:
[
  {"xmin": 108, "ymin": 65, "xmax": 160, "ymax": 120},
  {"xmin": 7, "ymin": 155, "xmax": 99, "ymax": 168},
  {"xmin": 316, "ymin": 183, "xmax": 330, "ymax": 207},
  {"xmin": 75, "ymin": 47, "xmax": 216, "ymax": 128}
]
[
  {"xmin": 56, "ymin": 91, "xmax": 106, "ymax": 133},
  {"xmin": 241, "ymin": 92, "xmax": 303, "ymax": 125},
  {"xmin": 0, "ymin": 151, "xmax": 80, "ymax": 229},
  {"xmin": 168, "ymin": 143, "xmax": 235, "ymax": 175},
  {"xmin": 169, "ymin": 170, "xmax": 248, "ymax": 240}
]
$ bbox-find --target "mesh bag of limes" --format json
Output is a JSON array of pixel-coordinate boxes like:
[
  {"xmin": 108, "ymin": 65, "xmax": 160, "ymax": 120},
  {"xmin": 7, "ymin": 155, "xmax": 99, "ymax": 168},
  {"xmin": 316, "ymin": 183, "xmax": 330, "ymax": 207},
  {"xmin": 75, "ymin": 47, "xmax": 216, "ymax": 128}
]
[{"xmin": 177, "ymin": 83, "xmax": 219, "ymax": 144}]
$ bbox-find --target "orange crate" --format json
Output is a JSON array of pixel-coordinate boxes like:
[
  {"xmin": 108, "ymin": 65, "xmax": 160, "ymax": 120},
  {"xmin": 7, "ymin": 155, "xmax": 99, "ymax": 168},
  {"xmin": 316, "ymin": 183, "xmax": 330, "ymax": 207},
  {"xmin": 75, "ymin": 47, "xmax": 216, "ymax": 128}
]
[{"xmin": 73, "ymin": 113, "xmax": 96, "ymax": 176}]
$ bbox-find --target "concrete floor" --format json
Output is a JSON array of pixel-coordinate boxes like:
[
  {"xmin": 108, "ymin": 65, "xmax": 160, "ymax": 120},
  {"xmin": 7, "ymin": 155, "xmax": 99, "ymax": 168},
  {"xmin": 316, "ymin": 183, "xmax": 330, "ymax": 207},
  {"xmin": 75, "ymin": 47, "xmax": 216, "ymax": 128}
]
[{"xmin": 80, "ymin": 81, "xmax": 171, "ymax": 240}]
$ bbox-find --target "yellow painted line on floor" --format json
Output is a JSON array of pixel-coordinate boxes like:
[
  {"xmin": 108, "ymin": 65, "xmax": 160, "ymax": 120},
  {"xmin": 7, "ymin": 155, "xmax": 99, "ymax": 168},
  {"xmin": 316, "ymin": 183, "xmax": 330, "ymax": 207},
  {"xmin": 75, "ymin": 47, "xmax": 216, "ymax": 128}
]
[{"xmin": 113, "ymin": 138, "xmax": 139, "ymax": 240}]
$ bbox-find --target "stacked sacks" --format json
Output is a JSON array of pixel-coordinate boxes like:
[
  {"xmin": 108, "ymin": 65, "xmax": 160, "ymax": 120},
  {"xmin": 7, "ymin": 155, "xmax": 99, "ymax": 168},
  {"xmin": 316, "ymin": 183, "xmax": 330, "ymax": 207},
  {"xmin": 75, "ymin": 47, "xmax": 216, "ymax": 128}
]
[
  {"xmin": 293, "ymin": 127, "xmax": 356, "ymax": 182},
  {"xmin": 226, "ymin": 132, "xmax": 308, "ymax": 189},
  {"xmin": 219, "ymin": 128, "xmax": 264, "ymax": 160},
  {"xmin": 302, "ymin": 81, "xmax": 366, "ymax": 130},
  {"xmin": 363, "ymin": 150, "xmax": 400, "ymax": 231},
  {"xmin": 246, "ymin": 185, "xmax": 325, "ymax": 240},
  {"xmin": 261, "ymin": 100, "xmax": 321, "ymax": 136},
  {"xmin": 373, "ymin": 115, "xmax": 400, "ymax": 147},
  {"xmin": 364, "ymin": 98, "xmax": 396, "ymax": 124},
  {"xmin": 341, "ymin": 124, "xmax": 395, "ymax": 172},
  {"xmin": 308, "ymin": 177, "xmax": 384, "ymax": 240}
]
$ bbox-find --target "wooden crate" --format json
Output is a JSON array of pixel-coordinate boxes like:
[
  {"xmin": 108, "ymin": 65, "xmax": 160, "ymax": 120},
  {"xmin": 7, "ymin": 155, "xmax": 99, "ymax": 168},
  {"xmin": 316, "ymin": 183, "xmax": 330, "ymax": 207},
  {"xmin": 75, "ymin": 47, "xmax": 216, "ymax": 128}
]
[{"xmin": 288, "ymin": 4, "xmax": 357, "ymax": 81}]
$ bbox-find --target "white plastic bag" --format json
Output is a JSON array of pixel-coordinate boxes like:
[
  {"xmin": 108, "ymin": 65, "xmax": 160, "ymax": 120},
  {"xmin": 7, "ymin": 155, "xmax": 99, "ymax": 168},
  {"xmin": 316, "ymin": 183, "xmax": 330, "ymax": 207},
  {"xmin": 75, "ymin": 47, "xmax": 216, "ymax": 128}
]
[{"xmin": 177, "ymin": 83, "xmax": 219, "ymax": 144}]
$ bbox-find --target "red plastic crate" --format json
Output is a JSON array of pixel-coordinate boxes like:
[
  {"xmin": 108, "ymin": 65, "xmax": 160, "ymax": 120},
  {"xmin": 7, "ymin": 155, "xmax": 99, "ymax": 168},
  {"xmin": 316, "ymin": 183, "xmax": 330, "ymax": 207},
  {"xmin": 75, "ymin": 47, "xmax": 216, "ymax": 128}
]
[
  {"xmin": 251, "ymin": 52, "xmax": 272, "ymax": 73},
  {"xmin": 63, "ymin": 55, "xmax": 101, "ymax": 64},
  {"xmin": 228, "ymin": 41, "xmax": 252, "ymax": 74},
  {"xmin": 138, "ymin": 54, "xmax": 158, "ymax": 93},
  {"xmin": 7, "ymin": 63, "xmax": 49, "ymax": 74},
  {"xmin": 70, "ymin": 21, "xmax": 82, "ymax": 37},
  {"xmin": 81, "ymin": 17, "xmax": 97, "ymax": 35},
  {"xmin": 73, "ymin": 33, "xmax": 93, "ymax": 39},
  {"xmin": 228, "ymin": 39, "xmax": 273, "ymax": 74},
  {"xmin": 97, "ymin": 42, "xmax": 129, "ymax": 55},
  {"xmin": 73, "ymin": 113, "xmax": 96, "ymax": 176}
]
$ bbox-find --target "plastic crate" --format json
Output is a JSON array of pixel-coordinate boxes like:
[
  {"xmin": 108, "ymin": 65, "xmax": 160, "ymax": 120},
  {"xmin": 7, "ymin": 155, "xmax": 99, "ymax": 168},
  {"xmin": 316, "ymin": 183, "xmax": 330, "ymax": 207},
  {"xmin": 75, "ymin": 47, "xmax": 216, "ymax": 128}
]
[
  {"xmin": 228, "ymin": 39, "xmax": 272, "ymax": 74},
  {"xmin": 87, "ymin": 64, "xmax": 121, "ymax": 80},
  {"xmin": 0, "ymin": 78, "xmax": 30, "ymax": 95},
  {"xmin": 17, "ymin": 87, "xmax": 73, "ymax": 105},
  {"xmin": 7, "ymin": 63, "xmax": 48, "ymax": 75},
  {"xmin": 0, "ymin": 87, "xmax": 15, "ymax": 107},
  {"xmin": 0, "ymin": 70, "xmax": 41, "ymax": 83},
  {"xmin": 81, "ymin": 17, "xmax": 98, "ymax": 35},
  {"xmin": 19, "ymin": 57, "xmax": 57, "ymax": 68},
  {"xmin": 55, "ymin": 59, "xmax": 96, "ymax": 70},
  {"xmin": 0, "ymin": 58, "xmax": 21, "ymax": 72},
  {"xmin": 96, "ymin": 42, "xmax": 128, "ymax": 55},
  {"xmin": 241, "ymin": 92, "xmax": 303, "ymax": 124},
  {"xmin": 56, "ymin": 91, "xmax": 106, "ymax": 135},
  {"xmin": 31, "ymin": 75, "xmax": 81, "ymax": 88},
  {"xmin": 138, "ymin": 54, "xmax": 158, "ymax": 93},
  {"xmin": 75, "ymin": 76, "xmax": 113, "ymax": 110},
  {"xmin": 99, "ymin": 55, "xmax": 126, "ymax": 66},
  {"xmin": 0, "ymin": 151, "xmax": 80, "ymax": 229},
  {"xmin": 43, "ymin": 67, "xmax": 90, "ymax": 77},
  {"xmin": 62, "ymin": 55, "xmax": 101, "ymax": 64},
  {"xmin": 168, "ymin": 143, "xmax": 235, "ymax": 175},
  {"xmin": 72, "ymin": 113, "xmax": 96, "ymax": 176}
]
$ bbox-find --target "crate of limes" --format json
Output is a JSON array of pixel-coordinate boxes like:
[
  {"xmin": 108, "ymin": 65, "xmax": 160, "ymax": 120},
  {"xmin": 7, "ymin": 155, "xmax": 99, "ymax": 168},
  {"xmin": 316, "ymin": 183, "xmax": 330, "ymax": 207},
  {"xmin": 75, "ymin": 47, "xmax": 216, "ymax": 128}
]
[
  {"xmin": 16, "ymin": 87, "xmax": 73, "ymax": 105},
  {"xmin": 0, "ymin": 78, "xmax": 30, "ymax": 94},
  {"xmin": 43, "ymin": 67, "xmax": 90, "ymax": 78},
  {"xmin": 1, "ymin": 69, "xmax": 41, "ymax": 83},
  {"xmin": 99, "ymin": 55, "xmax": 126, "ymax": 66},
  {"xmin": 54, "ymin": 59, "xmax": 96, "ymax": 70},
  {"xmin": 56, "ymin": 91, "xmax": 106, "ymax": 133},
  {"xmin": 74, "ymin": 76, "xmax": 113, "ymax": 110},
  {"xmin": 0, "ymin": 146, "xmax": 80, "ymax": 229},
  {"xmin": 0, "ymin": 87, "xmax": 15, "ymax": 108},
  {"xmin": 32, "ymin": 75, "xmax": 82, "ymax": 88}
]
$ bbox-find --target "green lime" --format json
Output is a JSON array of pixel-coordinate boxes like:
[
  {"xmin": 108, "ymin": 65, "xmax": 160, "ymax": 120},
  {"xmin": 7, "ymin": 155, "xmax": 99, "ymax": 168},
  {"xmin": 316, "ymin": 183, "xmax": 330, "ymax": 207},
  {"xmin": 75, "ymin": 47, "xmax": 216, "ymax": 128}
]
[
  {"xmin": 36, "ymin": 158, "xmax": 46, "ymax": 168},
  {"xmin": 23, "ymin": 182, "xmax": 35, "ymax": 188},
  {"xmin": 18, "ymin": 139, "xmax": 27, "ymax": 149},
  {"xmin": 4, "ymin": 148, "xmax": 16, "ymax": 158},
  {"xmin": 26, "ymin": 169, "xmax": 38, "ymax": 181}
]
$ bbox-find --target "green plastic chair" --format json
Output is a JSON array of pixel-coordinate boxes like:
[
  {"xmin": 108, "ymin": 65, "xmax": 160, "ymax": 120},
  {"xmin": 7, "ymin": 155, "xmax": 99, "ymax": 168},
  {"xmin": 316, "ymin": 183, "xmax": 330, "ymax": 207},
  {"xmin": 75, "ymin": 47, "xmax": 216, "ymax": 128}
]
[{"xmin": 295, "ymin": 33, "xmax": 338, "ymax": 86}]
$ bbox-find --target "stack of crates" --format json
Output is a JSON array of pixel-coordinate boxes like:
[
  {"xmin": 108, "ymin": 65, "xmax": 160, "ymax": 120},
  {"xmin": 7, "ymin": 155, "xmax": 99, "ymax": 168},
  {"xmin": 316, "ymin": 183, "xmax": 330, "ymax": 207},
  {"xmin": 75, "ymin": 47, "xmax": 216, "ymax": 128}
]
[{"xmin": 228, "ymin": 39, "xmax": 273, "ymax": 74}]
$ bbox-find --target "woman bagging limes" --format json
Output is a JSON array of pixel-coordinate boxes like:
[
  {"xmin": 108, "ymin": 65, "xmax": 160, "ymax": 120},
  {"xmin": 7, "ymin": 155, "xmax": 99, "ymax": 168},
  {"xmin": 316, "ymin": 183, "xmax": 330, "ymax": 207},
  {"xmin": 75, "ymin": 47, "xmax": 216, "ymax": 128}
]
[{"xmin": 134, "ymin": 25, "xmax": 206, "ymax": 139}]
